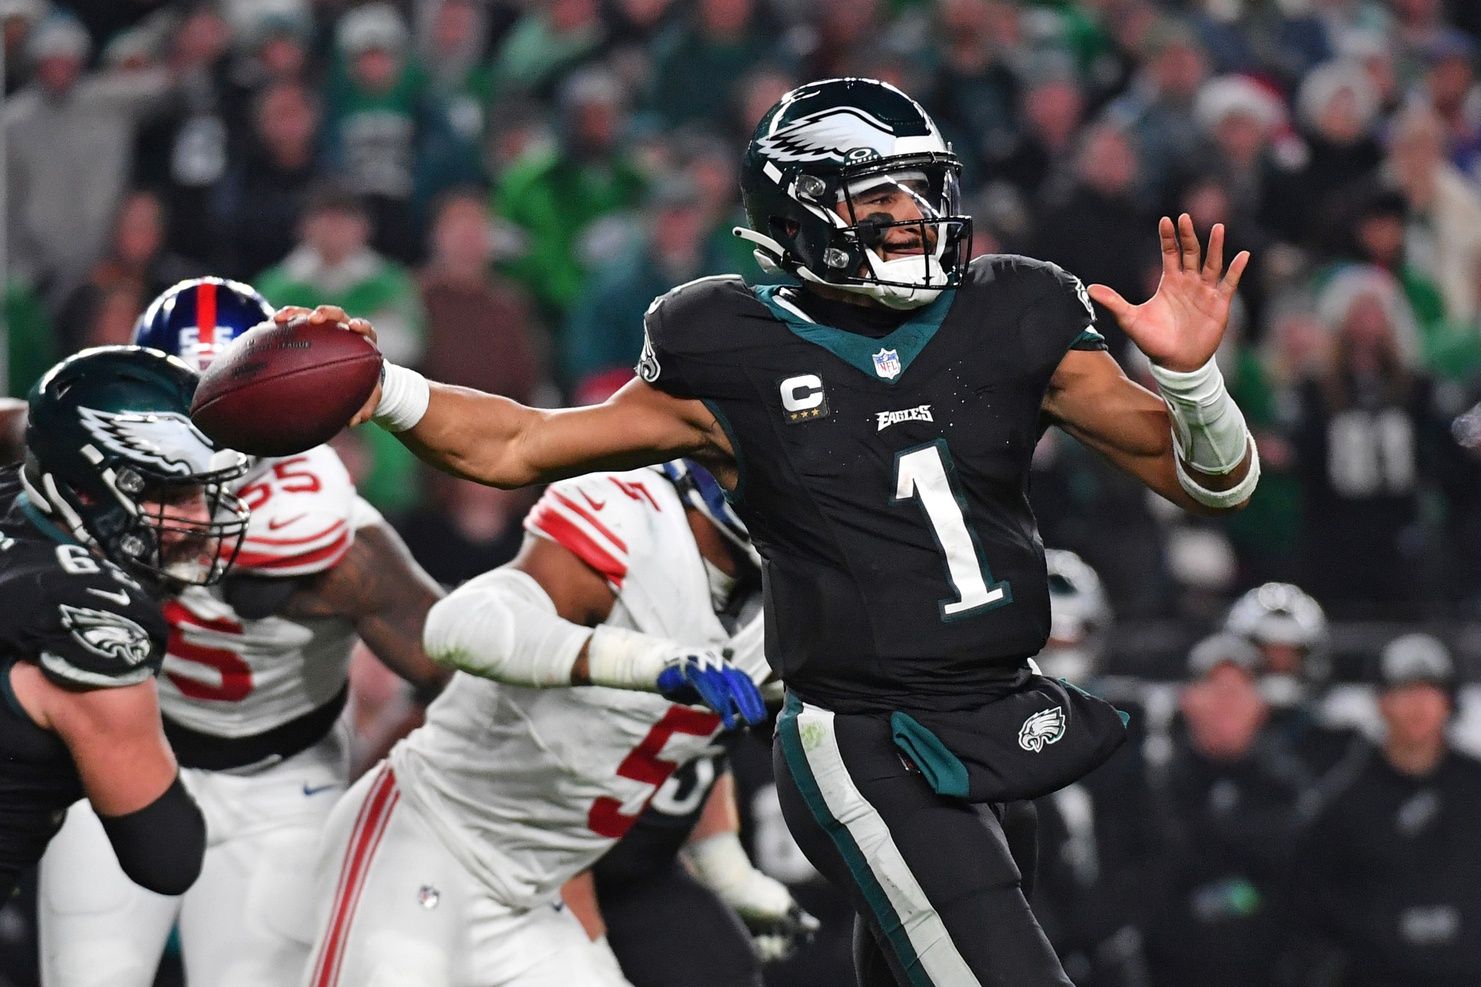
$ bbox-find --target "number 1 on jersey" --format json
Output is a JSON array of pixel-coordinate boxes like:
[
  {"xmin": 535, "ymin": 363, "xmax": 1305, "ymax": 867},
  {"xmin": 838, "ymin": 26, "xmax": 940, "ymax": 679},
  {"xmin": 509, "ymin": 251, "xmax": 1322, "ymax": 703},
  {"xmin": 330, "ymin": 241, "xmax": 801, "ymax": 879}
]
[{"xmin": 892, "ymin": 440, "xmax": 1010, "ymax": 619}]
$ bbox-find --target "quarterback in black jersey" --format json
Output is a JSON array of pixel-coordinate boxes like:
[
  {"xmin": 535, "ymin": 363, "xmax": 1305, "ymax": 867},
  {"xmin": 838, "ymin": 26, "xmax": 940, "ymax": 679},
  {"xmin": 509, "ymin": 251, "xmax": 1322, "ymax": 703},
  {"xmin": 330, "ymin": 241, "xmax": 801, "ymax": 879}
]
[
  {"xmin": 291, "ymin": 77, "xmax": 1257, "ymax": 986},
  {"xmin": 0, "ymin": 347, "xmax": 248, "ymax": 901}
]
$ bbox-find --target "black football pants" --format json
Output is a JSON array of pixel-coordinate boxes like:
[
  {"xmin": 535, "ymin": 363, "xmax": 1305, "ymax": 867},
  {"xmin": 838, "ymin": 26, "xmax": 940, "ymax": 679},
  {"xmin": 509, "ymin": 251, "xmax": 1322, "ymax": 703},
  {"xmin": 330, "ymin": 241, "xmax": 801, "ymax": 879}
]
[
  {"xmin": 596, "ymin": 858, "xmax": 763, "ymax": 987},
  {"xmin": 774, "ymin": 694, "xmax": 1072, "ymax": 987}
]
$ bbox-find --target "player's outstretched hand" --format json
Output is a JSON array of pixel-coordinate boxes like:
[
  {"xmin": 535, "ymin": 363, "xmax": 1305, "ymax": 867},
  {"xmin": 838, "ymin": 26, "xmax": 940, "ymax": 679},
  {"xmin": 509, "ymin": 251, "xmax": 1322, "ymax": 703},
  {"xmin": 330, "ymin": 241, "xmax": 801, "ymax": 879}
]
[
  {"xmin": 656, "ymin": 651, "xmax": 766, "ymax": 729},
  {"xmin": 272, "ymin": 305, "xmax": 384, "ymax": 426},
  {"xmin": 1087, "ymin": 214, "xmax": 1250, "ymax": 373},
  {"xmin": 747, "ymin": 901, "xmax": 822, "ymax": 964}
]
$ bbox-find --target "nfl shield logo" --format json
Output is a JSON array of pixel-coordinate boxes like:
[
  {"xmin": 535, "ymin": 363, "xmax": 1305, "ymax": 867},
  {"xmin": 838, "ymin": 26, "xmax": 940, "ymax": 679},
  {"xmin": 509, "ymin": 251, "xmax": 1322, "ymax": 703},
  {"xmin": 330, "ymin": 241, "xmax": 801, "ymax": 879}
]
[{"xmin": 871, "ymin": 348, "xmax": 901, "ymax": 380}]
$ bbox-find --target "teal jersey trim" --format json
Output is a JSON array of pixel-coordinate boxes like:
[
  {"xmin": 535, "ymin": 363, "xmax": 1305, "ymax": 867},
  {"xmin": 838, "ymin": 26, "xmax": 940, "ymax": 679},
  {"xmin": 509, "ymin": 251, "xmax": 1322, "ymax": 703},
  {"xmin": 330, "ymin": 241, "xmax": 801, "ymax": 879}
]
[
  {"xmin": 752, "ymin": 285, "xmax": 955, "ymax": 385},
  {"xmin": 1070, "ymin": 326, "xmax": 1106, "ymax": 349},
  {"xmin": 18, "ymin": 493, "xmax": 79, "ymax": 546},
  {"xmin": 778, "ymin": 694, "xmax": 933, "ymax": 987}
]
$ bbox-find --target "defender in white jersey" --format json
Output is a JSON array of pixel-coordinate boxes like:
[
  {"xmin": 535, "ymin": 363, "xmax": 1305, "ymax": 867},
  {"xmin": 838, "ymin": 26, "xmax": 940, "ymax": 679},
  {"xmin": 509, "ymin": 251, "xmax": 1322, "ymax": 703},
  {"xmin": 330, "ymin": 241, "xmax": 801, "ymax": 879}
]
[
  {"xmin": 303, "ymin": 462, "xmax": 774, "ymax": 987},
  {"xmin": 38, "ymin": 279, "xmax": 449, "ymax": 987}
]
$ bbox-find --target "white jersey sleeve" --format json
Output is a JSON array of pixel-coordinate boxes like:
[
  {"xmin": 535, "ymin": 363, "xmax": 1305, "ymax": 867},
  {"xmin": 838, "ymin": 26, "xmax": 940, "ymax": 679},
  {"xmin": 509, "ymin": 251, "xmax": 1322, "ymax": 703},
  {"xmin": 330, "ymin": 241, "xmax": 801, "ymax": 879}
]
[
  {"xmin": 522, "ymin": 472, "xmax": 666, "ymax": 592},
  {"xmin": 230, "ymin": 446, "xmax": 357, "ymax": 577}
]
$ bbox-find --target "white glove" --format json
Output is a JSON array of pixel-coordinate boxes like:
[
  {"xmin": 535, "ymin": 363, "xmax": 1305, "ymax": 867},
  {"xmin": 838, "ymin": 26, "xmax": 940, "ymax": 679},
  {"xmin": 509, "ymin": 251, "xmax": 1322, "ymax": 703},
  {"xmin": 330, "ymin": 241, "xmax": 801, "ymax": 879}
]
[{"xmin": 684, "ymin": 832, "xmax": 820, "ymax": 963}]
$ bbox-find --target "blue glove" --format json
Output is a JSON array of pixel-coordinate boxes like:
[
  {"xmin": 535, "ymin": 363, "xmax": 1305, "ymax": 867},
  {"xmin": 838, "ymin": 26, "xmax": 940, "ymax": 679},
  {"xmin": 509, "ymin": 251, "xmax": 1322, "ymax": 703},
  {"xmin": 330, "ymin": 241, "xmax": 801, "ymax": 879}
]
[{"xmin": 656, "ymin": 651, "xmax": 767, "ymax": 730}]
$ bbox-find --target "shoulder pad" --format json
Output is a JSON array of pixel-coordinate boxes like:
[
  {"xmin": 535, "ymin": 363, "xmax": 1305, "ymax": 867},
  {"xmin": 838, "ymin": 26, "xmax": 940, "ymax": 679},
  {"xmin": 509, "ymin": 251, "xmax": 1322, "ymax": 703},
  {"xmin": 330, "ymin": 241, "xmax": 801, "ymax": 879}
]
[
  {"xmin": 232, "ymin": 446, "xmax": 356, "ymax": 576},
  {"xmin": 523, "ymin": 471, "xmax": 672, "ymax": 590},
  {"xmin": 33, "ymin": 566, "xmax": 166, "ymax": 689},
  {"xmin": 644, "ymin": 276, "xmax": 752, "ymax": 344},
  {"xmin": 638, "ymin": 276, "xmax": 758, "ymax": 393}
]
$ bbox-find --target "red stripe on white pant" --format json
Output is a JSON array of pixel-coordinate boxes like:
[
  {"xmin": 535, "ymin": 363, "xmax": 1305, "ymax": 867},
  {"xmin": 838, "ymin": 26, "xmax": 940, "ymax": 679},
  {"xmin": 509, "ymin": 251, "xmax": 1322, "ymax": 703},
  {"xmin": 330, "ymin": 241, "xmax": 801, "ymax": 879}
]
[{"xmin": 310, "ymin": 764, "xmax": 400, "ymax": 987}]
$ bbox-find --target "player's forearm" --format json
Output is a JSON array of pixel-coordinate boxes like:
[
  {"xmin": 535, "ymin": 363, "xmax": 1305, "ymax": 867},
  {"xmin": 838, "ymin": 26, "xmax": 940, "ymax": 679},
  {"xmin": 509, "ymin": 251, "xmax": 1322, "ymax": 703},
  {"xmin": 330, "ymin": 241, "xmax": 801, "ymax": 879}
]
[
  {"xmin": 688, "ymin": 771, "xmax": 742, "ymax": 843},
  {"xmin": 396, "ymin": 382, "xmax": 548, "ymax": 489}
]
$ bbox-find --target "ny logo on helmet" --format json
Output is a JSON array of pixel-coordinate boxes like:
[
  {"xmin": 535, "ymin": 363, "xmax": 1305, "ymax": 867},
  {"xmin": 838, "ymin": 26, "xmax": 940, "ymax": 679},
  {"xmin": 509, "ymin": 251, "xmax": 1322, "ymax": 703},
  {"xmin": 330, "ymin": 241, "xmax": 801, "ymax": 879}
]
[
  {"xmin": 755, "ymin": 107, "xmax": 901, "ymax": 164},
  {"xmin": 1018, "ymin": 705, "xmax": 1066, "ymax": 753},
  {"xmin": 78, "ymin": 407, "xmax": 218, "ymax": 478}
]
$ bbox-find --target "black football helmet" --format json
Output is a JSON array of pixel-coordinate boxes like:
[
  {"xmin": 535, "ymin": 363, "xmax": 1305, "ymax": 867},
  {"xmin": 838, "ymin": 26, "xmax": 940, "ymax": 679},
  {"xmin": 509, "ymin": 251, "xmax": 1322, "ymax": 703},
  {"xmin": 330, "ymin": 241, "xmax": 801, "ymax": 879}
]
[
  {"xmin": 736, "ymin": 77, "xmax": 972, "ymax": 310},
  {"xmin": 24, "ymin": 346, "xmax": 250, "ymax": 586}
]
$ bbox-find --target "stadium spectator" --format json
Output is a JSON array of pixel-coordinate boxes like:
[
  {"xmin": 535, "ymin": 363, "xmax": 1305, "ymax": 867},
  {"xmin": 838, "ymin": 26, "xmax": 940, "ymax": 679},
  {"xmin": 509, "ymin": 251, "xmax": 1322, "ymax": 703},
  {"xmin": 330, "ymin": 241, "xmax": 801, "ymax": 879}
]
[
  {"xmin": 1292, "ymin": 266, "xmax": 1451, "ymax": 610},
  {"xmin": 1276, "ymin": 59, "xmax": 1386, "ymax": 249},
  {"xmin": 1297, "ymin": 633, "xmax": 1481, "ymax": 987},
  {"xmin": 321, "ymin": 2, "xmax": 469, "ymax": 263},
  {"xmin": 213, "ymin": 79, "xmax": 321, "ymax": 280},
  {"xmin": 416, "ymin": 0, "xmax": 495, "ymax": 183},
  {"xmin": 1, "ymin": 0, "xmax": 45, "ymax": 95},
  {"xmin": 563, "ymin": 174, "xmax": 728, "ymax": 391},
  {"xmin": 491, "ymin": 0, "xmax": 606, "ymax": 98},
  {"xmin": 1142, "ymin": 633, "xmax": 1315, "ymax": 987},
  {"xmin": 4, "ymin": 13, "xmax": 179, "ymax": 308},
  {"xmin": 419, "ymin": 190, "xmax": 545, "ymax": 405},
  {"xmin": 257, "ymin": 184, "xmax": 425, "ymax": 513},
  {"xmin": 127, "ymin": 5, "xmax": 236, "ymax": 264},
  {"xmin": 55, "ymin": 189, "xmax": 202, "ymax": 353},
  {"xmin": 646, "ymin": 0, "xmax": 773, "ymax": 128},
  {"xmin": 1033, "ymin": 122, "xmax": 1157, "ymax": 357},
  {"xmin": 492, "ymin": 67, "xmax": 646, "ymax": 320},
  {"xmin": 923, "ymin": 0, "xmax": 1021, "ymax": 189},
  {"xmin": 994, "ymin": 64, "xmax": 1085, "ymax": 206},
  {"xmin": 1381, "ymin": 103, "xmax": 1481, "ymax": 328},
  {"xmin": 1104, "ymin": 16, "xmax": 1210, "ymax": 199}
]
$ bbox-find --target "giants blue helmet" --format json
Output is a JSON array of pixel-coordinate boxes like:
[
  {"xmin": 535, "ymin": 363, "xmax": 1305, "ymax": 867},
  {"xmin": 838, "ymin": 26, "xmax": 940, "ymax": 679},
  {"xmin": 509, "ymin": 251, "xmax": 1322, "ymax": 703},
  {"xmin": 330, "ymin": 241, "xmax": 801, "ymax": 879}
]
[{"xmin": 132, "ymin": 277, "xmax": 274, "ymax": 372}]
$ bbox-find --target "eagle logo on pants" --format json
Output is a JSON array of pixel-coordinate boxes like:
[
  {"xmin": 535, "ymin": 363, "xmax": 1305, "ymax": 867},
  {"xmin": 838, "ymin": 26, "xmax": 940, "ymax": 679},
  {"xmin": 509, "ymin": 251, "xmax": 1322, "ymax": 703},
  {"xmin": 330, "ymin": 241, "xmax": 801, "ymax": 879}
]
[{"xmin": 1017, "ymin": 705, "xmax": 1066, "ymax": 753}]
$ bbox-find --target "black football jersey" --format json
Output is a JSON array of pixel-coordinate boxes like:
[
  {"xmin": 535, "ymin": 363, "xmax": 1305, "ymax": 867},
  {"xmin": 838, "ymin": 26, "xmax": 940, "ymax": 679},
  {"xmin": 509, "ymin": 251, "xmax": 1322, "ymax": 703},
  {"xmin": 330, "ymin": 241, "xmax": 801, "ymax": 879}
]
[
  {"xmin": 640, "ymin": 256, "xmax": 1102, "ymax": 713},
  {"xmin": 0, "ymin": 466, "xmax": 168, "ymax": 887}
]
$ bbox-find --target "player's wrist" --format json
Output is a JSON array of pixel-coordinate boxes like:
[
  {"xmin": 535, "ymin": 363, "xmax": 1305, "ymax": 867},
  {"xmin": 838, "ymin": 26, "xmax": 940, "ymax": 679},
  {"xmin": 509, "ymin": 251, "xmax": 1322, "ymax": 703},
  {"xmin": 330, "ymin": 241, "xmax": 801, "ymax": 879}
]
[
  {"xmin": 372, "ymin": 362, "xmax": 430, "ymax": 433},
  {"xmin": 684, "ymin": 832, "xmax": 788, "ymax": 913},
  {"xmin": 1148, "ymin": 356, "xmax": 1250, "ymax": 477},
  {"xmin": 584, "ymin": 625, "xmax": 673, "ymax": 691}
]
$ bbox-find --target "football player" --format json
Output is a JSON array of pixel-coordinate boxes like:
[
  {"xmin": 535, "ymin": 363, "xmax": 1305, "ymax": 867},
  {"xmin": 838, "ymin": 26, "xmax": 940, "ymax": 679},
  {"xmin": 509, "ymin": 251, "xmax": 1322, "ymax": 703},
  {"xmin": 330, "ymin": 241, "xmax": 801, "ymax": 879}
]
[
  {"xmin": 37, "ymin": 278, "xmax": 449, "ymax": 987},
  {"xmin": 1223, "ymin": 581, "xmax": 1362, "ymax": 777},
  {"xmin": 0, "ymin": 346, "xmax": 248, "ymax": 901},
  {"xmin": 287, "ymin": 77, "xmax": 1258, "ymax": 985},
  {"xmin": 301, "ymin": 460, "xmax": 774, "ymax": 986}
]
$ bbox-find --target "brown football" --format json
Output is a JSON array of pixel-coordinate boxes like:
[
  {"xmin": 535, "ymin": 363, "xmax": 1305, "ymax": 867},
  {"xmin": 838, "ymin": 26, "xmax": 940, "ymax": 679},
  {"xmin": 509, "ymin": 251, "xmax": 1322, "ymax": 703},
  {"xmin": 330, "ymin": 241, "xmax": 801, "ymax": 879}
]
[{"xmin": 190, "ymin": 319, "xmax": 381, "ymax": 457}]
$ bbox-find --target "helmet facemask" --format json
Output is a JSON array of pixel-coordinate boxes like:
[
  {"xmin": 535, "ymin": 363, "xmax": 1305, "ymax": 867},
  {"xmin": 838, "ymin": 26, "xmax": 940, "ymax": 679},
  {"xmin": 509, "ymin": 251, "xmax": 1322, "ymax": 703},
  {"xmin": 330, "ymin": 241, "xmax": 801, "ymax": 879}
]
[
  {"xmin": 744, "ymin": 155, "xmax": 973, "ymax": 310},
  {"xmin": 23, "ymin": 421, "xmax": 251, "ymax": 588}
]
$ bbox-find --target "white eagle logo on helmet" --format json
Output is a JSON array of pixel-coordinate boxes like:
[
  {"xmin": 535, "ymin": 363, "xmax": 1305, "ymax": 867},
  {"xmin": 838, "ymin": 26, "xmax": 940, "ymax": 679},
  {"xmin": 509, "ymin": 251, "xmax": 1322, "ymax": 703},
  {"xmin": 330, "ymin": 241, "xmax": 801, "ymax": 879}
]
[
  {"xmin": 1017, "ymin": 705, "xmax": 1067, "ymax": 753},
  {"xmin": 58, "ymin": 603, "xmax": 152, "ymax": 667},
  {"xmin": 755, "ymin": 107, "xmax": 903, "ymax": 164},
  {"xmin": 78, "ymin": 407, "xmax": 218, "ymax": 478}
]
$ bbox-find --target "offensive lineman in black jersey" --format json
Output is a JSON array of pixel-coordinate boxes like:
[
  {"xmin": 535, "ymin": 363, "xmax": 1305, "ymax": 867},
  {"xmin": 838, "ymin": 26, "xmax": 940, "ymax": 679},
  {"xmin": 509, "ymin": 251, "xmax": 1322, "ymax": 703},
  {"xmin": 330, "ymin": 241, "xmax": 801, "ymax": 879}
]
[
  {"xmin": 285, "ymin": 77, "xmax": 1257, "ymax": 985},
  {"xmin": 0, "ymin": 347, "xmax": 249, "ymax": 901}
]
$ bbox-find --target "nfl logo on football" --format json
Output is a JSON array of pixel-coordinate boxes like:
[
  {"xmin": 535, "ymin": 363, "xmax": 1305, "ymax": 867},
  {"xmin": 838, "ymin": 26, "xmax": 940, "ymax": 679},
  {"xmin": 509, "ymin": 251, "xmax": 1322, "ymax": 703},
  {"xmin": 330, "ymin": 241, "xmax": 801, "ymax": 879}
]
[{"xmin": 872, "ymin": 348, "xmax": 901, "ymax": 380}]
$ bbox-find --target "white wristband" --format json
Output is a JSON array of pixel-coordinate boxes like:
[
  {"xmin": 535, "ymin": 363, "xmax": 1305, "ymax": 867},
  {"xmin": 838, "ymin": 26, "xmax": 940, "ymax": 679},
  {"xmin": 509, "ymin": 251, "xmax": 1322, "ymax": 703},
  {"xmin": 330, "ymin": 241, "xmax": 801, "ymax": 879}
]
[
  {"xmin": 1148, "ymin": 358, "xmax": 1249, "ymax": 476},
  {"xmin": 584, "ymin": 625, "xmax": 675, "ymax": 692},
  {"xmin": 372, "ymin": 362, "xmax": 430, "ymax": 433},
  {"xmin": 1175, "ymin": 435, "xmax": 1261, "ymax": 509}
]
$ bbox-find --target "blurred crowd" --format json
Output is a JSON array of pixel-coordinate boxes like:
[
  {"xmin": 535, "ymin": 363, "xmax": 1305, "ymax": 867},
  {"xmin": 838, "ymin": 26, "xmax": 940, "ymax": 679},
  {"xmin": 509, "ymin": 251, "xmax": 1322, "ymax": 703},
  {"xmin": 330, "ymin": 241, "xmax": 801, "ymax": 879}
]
[
  {"xmin": 8, "ymin": 0, "xmax": 1481, "ymax": 627},
  {"xmin": 7, "ymin": 1, "xmax": 1481, "ymax": 983}
]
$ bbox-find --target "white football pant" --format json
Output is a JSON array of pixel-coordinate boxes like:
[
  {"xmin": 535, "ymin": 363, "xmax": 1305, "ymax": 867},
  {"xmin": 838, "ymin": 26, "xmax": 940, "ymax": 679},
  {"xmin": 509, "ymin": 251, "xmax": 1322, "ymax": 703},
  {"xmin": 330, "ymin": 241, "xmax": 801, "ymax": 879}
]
[
  {"xmin": 302, "ymin": 763, "xmax": 632, "ymax": 987},
  {"xmin": 38, "ymin": 725, "xmax": 350, "ymax": 986}
]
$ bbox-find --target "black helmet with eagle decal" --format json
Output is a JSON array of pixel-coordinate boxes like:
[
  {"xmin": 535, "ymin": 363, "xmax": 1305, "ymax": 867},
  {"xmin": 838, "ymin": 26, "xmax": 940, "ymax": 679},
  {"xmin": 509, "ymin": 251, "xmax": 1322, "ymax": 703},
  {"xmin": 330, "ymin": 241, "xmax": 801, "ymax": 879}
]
[
  {"xmin": 24, "ymin": 346, "xmax": 250, "ymax": 586},
  {"xmin": 737, "ymin": 77, "xmax": 972, "ymax": 310}
]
